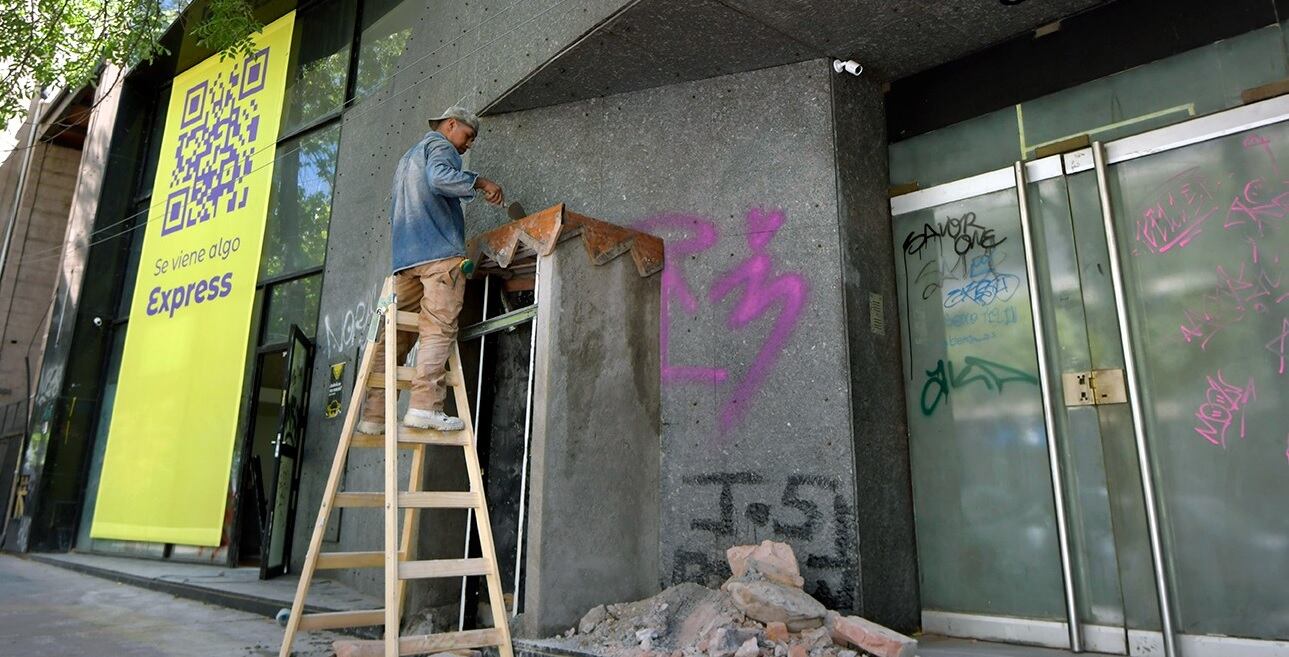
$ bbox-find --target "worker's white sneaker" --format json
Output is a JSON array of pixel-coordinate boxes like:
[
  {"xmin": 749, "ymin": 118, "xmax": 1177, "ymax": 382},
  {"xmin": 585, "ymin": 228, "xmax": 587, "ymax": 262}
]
[
  {"xmin": 356, "ymin": 420, "xmax": 383, "ymax": 435},
  {"xmin": 403, "ymin": 409, "xmax": 465, "ymax": 431}
]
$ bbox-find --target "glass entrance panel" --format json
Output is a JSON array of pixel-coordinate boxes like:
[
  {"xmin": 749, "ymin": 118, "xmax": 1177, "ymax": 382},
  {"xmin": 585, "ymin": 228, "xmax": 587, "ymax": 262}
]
[
  {"xmin": 1026, "ymin": 172, "xmax": 1131, "ymax": 632},
  {"xmin": 260, "ymin": 325, "xmax": 314, "ymax": 578},
  {"xmin": 1105, "ymin": 123, "xmax": 1289, "ymax": 640},
  {"xmin": 893, "ymin": 186, "xmax": 1066, "ymax": 619}
]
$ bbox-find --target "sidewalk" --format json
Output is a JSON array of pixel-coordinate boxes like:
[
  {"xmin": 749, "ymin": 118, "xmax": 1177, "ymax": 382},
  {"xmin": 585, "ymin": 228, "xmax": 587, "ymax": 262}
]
[
  {"xmin": 29, "ymin": 551, "xmax": 378, "ymax": 618},
  {"xmin": 0, "ymin": 553, "xmax": 342, "ymax": 656},
  {"xmin": 24, "ymin": 552, "xmax": 1110, "ymax": 657}
]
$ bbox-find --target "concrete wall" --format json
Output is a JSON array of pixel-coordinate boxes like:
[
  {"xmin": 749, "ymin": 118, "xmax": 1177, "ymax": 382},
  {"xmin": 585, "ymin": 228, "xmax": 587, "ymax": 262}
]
[
  {"xmin": 294, "ymin": 0, "xmax": 916, "ymax": 627},
  {"xmin": 463, "ymin": 60, "xmax": 866, "ymax": 612},
  {"xmin": 292, "ymin": 0, "xmax": 638, "ymax": 603},
  {"xmin": 830, "ymin": 73, "xmax": 919, "ymax": 628},
  {"xmin": 0, "ymin": 138, "xmax": 80, "ymax": 406},
  {"xmin": 525, "ymin": 241, "xmax": 660, "ymax": 636}
]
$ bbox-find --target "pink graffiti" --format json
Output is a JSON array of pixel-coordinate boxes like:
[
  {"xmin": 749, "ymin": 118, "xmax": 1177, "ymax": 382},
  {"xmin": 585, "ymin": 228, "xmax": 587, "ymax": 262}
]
[
  {"xmin": 1268, "ymin": 318, "xmax": 1289, "ymax": 375},
  {"xmin": 1178, "ymin": 252, "xmax": 1288, "ymax": 349},
  {"xmin": 633, "ymin": 213, "xmax": 729, "ymax": 386},
  {"xmin": 1224, "ymin": 177, "xmax": 1289, "ymax": 237},
  {"xmin": 1242, "ymin": 133, "xmax": 1280, "ymax": 178},
  {"xmin": 1135, "ymin": 167, "xmax": 1219, "ymax": 255},
  {"xmin": 635, "ymin": 209, "xmax": 809, "ymax": 434},
  {"xmin": 708, "ymin": 209, "xmax": 809, "ymax": 432},
  {"xmin": 1193, "ymin": 371, "xmax": 1257, "ymax": 448}
]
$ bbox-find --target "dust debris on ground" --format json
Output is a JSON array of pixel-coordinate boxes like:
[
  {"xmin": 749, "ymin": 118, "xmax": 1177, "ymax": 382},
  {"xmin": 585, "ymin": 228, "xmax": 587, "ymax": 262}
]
[{"xmin": 543, "ymin": 540, "xmax": 917, "ymax": 657}]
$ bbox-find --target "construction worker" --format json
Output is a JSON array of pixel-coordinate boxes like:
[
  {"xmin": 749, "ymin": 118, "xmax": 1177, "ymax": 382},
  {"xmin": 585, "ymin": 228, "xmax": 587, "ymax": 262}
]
[{"xmin": 358, "ymin": 107, "xmax": 504, "ymax": 434}]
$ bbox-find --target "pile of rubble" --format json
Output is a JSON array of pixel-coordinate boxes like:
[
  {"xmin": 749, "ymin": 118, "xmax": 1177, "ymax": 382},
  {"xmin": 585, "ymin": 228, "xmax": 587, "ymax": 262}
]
[{"xmin": 552, "ymin": 541, "xmax": 915, "ymax": 657}]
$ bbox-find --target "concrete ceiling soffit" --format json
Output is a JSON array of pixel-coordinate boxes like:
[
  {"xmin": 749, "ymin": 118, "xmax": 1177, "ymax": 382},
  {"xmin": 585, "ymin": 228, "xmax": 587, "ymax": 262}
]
[
  {"xmin": 484, "ymin": 0, "xmax": 815, "ymax": 114},
  {"xmin": 721, "ymin": 0, "xmax": 1111, "ymax": 79},
  {"xmin": 484, "ymin": 0, "xmax": 1111, "ymax": 115}
]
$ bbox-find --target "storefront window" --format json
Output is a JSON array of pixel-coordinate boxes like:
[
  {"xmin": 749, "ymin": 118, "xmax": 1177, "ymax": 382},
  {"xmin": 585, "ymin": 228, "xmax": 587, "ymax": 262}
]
[
  {"xmin": 281, "ymin": 0, "xmax": 357, "ymax": 134},
  {"xmin": 353, "ymin": 0, "xmax": 415, "ymax": 100},
  {"xmin": 261, "ymin": 123, "xmax": 340, "ymax": 279},
  {"xmin": 262, "ymin": 275, "xmax": 322, "ymax": 345}
]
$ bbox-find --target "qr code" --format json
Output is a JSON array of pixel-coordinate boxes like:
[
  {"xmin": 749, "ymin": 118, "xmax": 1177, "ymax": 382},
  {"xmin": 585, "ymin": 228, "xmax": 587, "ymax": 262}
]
[{"xmin": 162, "ymin": 47, "xmax": 273, "ymax": 237}]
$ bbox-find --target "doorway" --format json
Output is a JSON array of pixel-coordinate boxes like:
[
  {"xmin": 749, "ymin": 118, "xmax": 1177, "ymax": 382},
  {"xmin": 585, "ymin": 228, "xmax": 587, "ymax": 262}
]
[
  {"xmin": 237, "ymin": 325, "xmax": 314, "ymax": 578},
  {"xmin": 891, "ymin": 97, "xmax": 1289, "ymax": 656}
]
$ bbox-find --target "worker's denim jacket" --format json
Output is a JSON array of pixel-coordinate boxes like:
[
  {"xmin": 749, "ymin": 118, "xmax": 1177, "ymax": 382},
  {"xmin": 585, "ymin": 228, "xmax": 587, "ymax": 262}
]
[{"xmin": 390, "ymin": 131, "xmax": 478, "ymax": 273}]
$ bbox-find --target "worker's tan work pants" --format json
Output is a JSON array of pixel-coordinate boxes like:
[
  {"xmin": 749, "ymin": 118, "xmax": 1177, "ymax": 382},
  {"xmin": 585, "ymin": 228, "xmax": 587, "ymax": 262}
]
[{"xmin": 362, "ymin": 257, "xmax": 466, "ymax": 422}]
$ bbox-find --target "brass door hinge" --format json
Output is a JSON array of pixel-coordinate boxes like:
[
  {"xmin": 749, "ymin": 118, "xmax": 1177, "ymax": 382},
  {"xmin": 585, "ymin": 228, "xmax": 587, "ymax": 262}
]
[{"xmin": 1062, "ymin": 368, "xmax": 1128, "ymax": 406}]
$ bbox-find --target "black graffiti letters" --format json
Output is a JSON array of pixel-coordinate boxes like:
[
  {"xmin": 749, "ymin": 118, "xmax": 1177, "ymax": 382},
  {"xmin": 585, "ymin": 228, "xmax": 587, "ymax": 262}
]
[{"xmin": 903, "ymin": 212, "xmax": 1007, "ymax": 257}]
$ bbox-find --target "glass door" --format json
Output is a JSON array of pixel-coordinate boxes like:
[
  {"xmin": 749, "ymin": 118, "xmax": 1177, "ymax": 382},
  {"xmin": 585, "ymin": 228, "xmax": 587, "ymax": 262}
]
[
  {"xmin": 1099, "ymin": 112, "xmax": 1289, "ymax": 645},
  {"xmin": 893, "ymin": 95, "xmax": 1289, "ymax": 657},
  {"xmin": 260, "ymin": 325, "xmax": 314, "ymax": 578},
  {"xmin": 893, "ymin": 170, "xmax": 1134, "ymax": 654}
]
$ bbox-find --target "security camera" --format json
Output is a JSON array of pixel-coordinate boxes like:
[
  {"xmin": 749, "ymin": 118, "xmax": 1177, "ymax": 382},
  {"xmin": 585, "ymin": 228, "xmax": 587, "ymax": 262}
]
[{"xmin": 832, "ymin": 59, "xmax": 863, "ymax": 76}]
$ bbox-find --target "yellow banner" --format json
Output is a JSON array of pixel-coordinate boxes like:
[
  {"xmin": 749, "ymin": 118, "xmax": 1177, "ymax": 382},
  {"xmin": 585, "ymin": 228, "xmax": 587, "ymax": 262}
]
[{"xmin": 91, "ymin": 12, "xmax": 296, "ymax": 546}]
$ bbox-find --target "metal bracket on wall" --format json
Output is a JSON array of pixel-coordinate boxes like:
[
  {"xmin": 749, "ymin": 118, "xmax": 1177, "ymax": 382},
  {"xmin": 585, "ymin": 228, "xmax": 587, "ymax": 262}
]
[
  {"xmin": 459, "ymin": 304, "xmax": 537, "ymax": 341},
  {"xmin": 1062, "ymin": 368, "xmax": 1128, "ymax": 406}
]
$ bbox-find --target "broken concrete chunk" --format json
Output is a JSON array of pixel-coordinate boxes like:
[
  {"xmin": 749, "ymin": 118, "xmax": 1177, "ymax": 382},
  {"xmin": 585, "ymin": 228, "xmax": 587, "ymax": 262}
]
[
  {"xmin": 638, "ymin": 628, "xmax": 659, "ymax": 651},
  {"xmin": 725, "ymin": 580, "xmax": 827, "ymax": 631},
  {"xmin": 726, "ymin": 541, "xmax": 806, "ymax": 589},
  {"xmin": 765, "ymin": 621, "xmax": 789, "ymax": 643},
  {"xmin": 826, "ymin": 615, "xmax": 917, "ymax": 657},
  {"xmin": 580, "ymin": 604, "xmax": 609, "ymax": 634},
  {"xmin": 799, "ymin": 626, "xmax": 833, "ymax": 649}
]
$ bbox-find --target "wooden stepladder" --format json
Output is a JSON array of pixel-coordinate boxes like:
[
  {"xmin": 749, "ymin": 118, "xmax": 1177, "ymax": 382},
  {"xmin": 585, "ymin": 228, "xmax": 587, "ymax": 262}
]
[{"xmin": 280, "ymin": 278, "xmax": 514, "ymax": 657}]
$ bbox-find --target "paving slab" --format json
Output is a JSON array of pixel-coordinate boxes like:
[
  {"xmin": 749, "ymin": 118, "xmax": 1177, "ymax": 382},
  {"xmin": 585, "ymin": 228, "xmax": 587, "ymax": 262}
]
[
  {"xmin": 0, "ymin": 554, "xmax": 341, "ymax": 656},
  {"xmin": 31, "ymin": 551, "xmax": 377, "ymax": 617}
]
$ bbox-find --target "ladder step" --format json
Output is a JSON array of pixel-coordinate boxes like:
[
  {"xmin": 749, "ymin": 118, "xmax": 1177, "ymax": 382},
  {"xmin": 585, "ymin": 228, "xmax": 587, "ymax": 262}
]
[
  {"xmin": 350, "ymin": 428, "xmax": 470, "ymax": 449},
  {"xmin": 398, "ymin": 491, "xmax": 480, "ymax": 509},
  {"xmin": 333, "ymin": 628, "xmax": 505, "ymax": 657},
  {"xmin": 333, "ymin": 492, "xmax": 383, "ymax": 508},
  {"xmin": 297, "ymin": 609, "xmax": 385, "ymax": 630},
  {"xmin": 368, "ymin": 366, "xmax": 463, "ymax": 389},
  {"xmin": 315, "ymin": 551, "xmax": 384, "ymax": 570},
  {"xmin": 399, "ymin": 557, "xmax": 491, "ymax": 580},
  {"xmin": 396, "ymin": 310, "xmax": 418, "ymax": 333}
]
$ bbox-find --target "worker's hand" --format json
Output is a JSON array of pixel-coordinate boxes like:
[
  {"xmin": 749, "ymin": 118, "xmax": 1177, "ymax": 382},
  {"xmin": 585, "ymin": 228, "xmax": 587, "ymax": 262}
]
[{"xmin": 474, "ymin": 177, "xmax": 505, "ymax": 206}]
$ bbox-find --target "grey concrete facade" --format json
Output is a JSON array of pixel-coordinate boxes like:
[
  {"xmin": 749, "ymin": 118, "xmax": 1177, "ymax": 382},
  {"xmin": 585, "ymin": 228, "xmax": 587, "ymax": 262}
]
[
  {"xmin": 464, "ymin": 61, "xmax": 862, "ymax": 615},
  {"xmin": 300, "ymin": 17, "xmax": 918, "ymax": 625},
  {"xmin": 525, "ymin": 240, "xmax": 661, "ymax": 636}
]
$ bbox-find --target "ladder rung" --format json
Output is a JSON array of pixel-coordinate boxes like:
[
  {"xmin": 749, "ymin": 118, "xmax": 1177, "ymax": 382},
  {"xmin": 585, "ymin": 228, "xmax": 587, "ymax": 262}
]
[
  {"xmin": 395, "ymin": 310, "xmax": 418, "ymax": 333},
  {"xmin": 398, "ymin": 491, "xmax": 480, "ymax": 509},
  {"xmin": 315, "ymin": 551, "xmax": 384, "ymax": 570},
  {"xmin": 368, "ymin": 366, "xmax": 463, "ymax": 389},
  {"xmin": 333, "ymin": 492, "xmax": 383, "ymax": 507},
  {"xmin": 297, "ymin": 609, "xmax": 385, "ymax": 630},
  {"xmin": 350, "ymin": 428, "xmax": 470, "ymax": 449},
  {"xmin": 334, "ymin": 628, "xmax": 505, "ymax": 657},
  {"xmin": 398, "ymin": 557, "xmax": 491, "ymax": 580},
  {"xmin": 350, "ymin": 434, "xmax": 414, "ymax": 449}
]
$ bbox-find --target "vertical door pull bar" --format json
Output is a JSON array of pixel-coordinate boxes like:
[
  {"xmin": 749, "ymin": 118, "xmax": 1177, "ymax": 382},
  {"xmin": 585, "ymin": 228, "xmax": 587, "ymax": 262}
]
[
  {"xmin": 1014, "ymin": 161, "xmax": 1083, "ymax": 653},
  {"xmin": 1091, "ymin": 142, "xmax": 1178, "ymax": 657}
]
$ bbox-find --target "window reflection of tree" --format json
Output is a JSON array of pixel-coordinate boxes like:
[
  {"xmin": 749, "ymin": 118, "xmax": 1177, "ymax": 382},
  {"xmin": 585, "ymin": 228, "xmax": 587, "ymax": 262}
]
[
  {"xmin": 354, "ymin": 0, "xmax": 415, "ymax": 100},
  {"xmin": 262, "ymin": 124, "xmax": 339, "ymax": 280}
]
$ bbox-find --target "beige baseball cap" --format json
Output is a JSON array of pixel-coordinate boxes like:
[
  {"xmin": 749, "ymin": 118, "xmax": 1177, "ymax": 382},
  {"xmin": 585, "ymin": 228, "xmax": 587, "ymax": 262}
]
[{"xmin": 428, "ymin": 106, "xmax": 480, "ymax": 133}]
